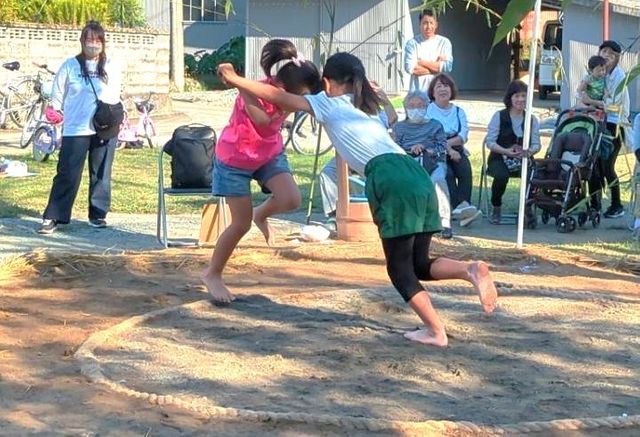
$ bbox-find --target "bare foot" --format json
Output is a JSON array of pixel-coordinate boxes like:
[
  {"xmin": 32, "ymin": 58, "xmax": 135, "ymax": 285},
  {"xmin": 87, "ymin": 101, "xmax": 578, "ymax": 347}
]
[
  {"xmin": 468, "ymin": 261, "xmax": 498, "ymax": 314},
  {"xmin": 253, "ymin": 214, "xmax": 275, "ymax": 246},
  {"xmin": 404, "ymin": 328, "xmax": 448, "ymax": 347},
  {"xmin": 201, "ymin": 273, "xmax": 236, "ymax": 305}
]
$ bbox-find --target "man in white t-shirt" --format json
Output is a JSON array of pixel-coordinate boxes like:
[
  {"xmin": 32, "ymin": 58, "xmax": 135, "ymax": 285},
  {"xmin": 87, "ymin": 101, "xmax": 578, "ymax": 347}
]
[{"xmin": 403, "ymin": 9, "xmax": 453, "ymax": 93}]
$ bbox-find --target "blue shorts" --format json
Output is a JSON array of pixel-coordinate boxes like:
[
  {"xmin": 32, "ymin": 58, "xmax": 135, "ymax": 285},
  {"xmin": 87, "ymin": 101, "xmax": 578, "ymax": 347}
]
[{"xmin": 212, "ymin": 152, "xmax": 292, "ymax": 197}]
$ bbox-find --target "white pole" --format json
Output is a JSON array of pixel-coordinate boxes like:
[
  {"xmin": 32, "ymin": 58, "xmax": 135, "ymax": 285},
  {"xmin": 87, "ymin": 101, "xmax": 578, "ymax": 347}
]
[{"xmin": 516, "ymin": 0, "xmax": 542, "ymax": 248}]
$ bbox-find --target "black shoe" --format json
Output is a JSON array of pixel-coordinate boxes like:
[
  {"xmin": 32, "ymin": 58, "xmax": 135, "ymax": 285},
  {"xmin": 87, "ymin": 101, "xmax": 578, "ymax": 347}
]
[
  {"xmin": 603, "ymin": 205, "xmax": 625, "ymax": 218},
  {"xmin": 38, "ymin": 219, "xmax": 57, "ymax": 234},
  {"xmin": 88, "ymin": 218, "xmax": 107, "ymax": 228},
  {"xmin": 440, "ymin": 227, "xmax": 453, "ymax": 239}
]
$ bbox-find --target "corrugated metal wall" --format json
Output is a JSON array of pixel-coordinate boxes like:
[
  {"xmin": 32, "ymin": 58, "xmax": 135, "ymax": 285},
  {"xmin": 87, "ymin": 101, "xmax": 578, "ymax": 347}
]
[
  {"xmin": 562, "ymin": 4, "xmax": 640, "ymax": 112},
  {"xmin": 143, "ymin": 0, "xmax": 170, "ymax": 31},
  {"xmin": 246, "ymin": 0, "xmax": 407, "ymax": 94}
]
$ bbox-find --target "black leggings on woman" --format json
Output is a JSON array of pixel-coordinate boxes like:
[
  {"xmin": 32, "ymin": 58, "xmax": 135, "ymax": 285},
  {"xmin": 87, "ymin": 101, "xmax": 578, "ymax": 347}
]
[{"xmin": 381, "ymin": 232, "xmax": 436, "ymax": 302}]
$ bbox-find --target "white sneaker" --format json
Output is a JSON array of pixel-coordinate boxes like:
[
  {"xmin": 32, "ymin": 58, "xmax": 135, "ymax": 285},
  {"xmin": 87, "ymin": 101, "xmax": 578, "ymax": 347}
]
[
  {"xmin": 460, "ymin": 210, "xmax": 482, "ymax": 227},
  {"xmin": 453, "ymin": 202, "xmax": 478, "ymax": 221}
]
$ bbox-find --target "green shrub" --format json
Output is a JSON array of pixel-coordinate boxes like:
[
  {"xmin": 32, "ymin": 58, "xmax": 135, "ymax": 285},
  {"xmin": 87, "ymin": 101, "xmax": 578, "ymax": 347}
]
[
  {"xmin": 11, "ymin": 0, "xmax": 145, "ymax": 27},
  {"xmin": 0, "ymin": 0, "xmax": 20, "ymax": 22},
  {"xmin": 184, "ymin": 36, "xmax": 245, "ymax": 90}
]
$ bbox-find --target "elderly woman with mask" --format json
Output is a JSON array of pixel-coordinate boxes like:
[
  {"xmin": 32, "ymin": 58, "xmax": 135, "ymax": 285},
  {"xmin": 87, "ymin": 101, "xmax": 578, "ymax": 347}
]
[{"xmin": 39, "ymin": 21, "xmax": 123, "ymax": 234}]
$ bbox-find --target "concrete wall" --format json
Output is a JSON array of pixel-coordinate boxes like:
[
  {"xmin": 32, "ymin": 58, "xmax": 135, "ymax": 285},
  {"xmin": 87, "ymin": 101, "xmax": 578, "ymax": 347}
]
[
  {"xmin": 408, "ymin": 0, "xmax": 512, "ymax": 91},
  {"xmin": 561, "ymin": 4, "xmax": 640, "ymax": 112},
  {"xmin": 0, "ymin": 24, "xmax": 171, "ymax": 95}
]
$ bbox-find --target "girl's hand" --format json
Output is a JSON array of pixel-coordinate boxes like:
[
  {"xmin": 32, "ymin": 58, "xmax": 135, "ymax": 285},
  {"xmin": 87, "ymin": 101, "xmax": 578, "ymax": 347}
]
[
  {"xmin": 217, "ymin": 63, "xmax": 237, "ymax": 84},
  {"xmin": 449, "ymin": 149, "xmax": 461, "ymax": 162},
  {"xmin": 370, "ymin": 80, "xmax": 390, "ymax": 103},
  {"xmin": 410, "ymin": 144, "xmax": 424, "ymax": 155}
]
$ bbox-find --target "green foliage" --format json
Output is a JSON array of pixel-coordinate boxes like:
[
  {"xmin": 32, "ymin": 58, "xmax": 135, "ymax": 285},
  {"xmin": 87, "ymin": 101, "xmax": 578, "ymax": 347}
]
[
  {"xmin": 108, "ymin": 0, "xmax": 146, "ymax": 28},
  {"xmin": 197, "ymin": 36, "xmax": 245, "ymax": 75},
  {"xmin": 8, "ymin": 0, "xmax": 146, "ymax": 27},
  {"xmin": 184, "ymin": 36, "xmax": 245, "ymax": 90},
  {"xmin": 0, "ymin": 0, "xmax": 20, "ymax": 22},
  {"xmin": 491, "ymin": 0, "xmax": 535, "ymax": 48}
]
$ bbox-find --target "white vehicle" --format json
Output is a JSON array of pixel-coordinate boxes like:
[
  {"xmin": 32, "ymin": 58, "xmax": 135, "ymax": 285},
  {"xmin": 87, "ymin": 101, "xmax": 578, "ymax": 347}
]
[{"xmin": 538, "ymin": 20, "xmax": 563, "ymax": 100}]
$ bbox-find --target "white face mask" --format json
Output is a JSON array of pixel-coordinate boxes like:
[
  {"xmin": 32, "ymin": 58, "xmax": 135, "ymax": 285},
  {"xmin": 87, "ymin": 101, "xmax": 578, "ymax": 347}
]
[
  {"xmin": 407, "ymin": 108, "xmax": 426, "ymax": 122},
  {"xmin": 83, "ymin": 44, "xmax": 102, "ymax": 58}
]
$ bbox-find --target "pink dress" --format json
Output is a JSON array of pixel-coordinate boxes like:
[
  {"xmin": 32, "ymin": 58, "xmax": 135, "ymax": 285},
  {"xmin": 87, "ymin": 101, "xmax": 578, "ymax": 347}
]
[{"xmin": 216, "ymin": 79, "xmax": 288, "ymax": 171}]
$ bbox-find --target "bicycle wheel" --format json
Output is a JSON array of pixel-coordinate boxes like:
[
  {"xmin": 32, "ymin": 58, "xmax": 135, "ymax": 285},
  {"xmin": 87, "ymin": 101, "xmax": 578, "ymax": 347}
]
[
  {"xmin": 32, "ymin": 125, "xmax": 55, "ymax": 162},
  {"xmin": 7, "ymin": 77, "xmax": 38, "ymax": 128},
  {"xmin": 20, "ymin": 101, "xmax": 43, "ymax": 148},
  {"xmin": 144, "ymin": 118, "xmax": 156, "ymax": 148},
  {"xmin": 290, "ymin": 113, "xmax": 333, "ymax": 156}
]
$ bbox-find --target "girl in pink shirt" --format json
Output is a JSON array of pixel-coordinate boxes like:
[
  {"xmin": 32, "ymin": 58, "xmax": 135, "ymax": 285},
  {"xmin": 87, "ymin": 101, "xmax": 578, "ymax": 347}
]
[{"xmin": 203, "ymin": 39, "xmax": 321, "ymax": 304}]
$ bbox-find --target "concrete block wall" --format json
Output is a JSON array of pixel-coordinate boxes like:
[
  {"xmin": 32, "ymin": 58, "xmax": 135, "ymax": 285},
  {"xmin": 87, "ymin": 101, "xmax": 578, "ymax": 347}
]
[{"xmin": 0, "ymin": 24, "xmax": 170, "ymax": 96}]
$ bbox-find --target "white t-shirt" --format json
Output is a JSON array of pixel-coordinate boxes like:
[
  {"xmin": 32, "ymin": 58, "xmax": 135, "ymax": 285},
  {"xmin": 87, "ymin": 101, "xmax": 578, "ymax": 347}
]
[
  {"xmin": 304, "ymin": 92, "xmax": 405, "ymax": 176},
  {"xmin": 51, "ymin": 56, "xmax": 122, "ymax": 136},
  {"xmin": 426, "ymin": 103, "xmax": 468, "ymax": 142},
  {"xmin": 403, "ymin": 34, "xmax": 453, "ymax": 93}
]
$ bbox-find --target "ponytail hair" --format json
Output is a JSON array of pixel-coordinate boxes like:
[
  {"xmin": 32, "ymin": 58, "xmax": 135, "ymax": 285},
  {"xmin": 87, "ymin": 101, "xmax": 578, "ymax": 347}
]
[
  {"xmin": 79, "ymin": 20, "xmax": 108, "ymax": 82},
  {"xmin": 260, "ymin": 39, "xmax": 322, "ymax": 94},
  {"xmin": 323, "ymin": 52, "xmax": 381, "ymax": 115}
]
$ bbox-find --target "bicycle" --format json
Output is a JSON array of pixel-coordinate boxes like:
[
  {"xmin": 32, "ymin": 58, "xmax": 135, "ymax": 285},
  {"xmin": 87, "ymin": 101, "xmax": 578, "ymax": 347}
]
[
  {"xmin": 19, "ymin": 63, "xmax": 56, "ymax": 148},
  {"xmin": 116, "ymin": 93, "xmax": 157, "ymax": 150},
  {"xmin": 0, "ymin": 61, "xmax": 39, "ymax": 128},
  {"xmin": 285, "ymin": 111, "xmax": 333, "ymax": 156}
]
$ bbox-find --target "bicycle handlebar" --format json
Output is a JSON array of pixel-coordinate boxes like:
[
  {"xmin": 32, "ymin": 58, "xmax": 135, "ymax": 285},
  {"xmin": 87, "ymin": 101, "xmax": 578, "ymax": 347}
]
[{"xmin": 32, "ymin": 62, "xmax": 56, "ymax": 75}]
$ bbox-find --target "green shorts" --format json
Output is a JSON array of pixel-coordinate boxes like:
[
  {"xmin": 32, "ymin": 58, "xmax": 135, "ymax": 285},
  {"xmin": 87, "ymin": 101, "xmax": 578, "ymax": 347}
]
[{"xmin": 364, "ymin": 153, "xmax": 442, "ymax": 239}]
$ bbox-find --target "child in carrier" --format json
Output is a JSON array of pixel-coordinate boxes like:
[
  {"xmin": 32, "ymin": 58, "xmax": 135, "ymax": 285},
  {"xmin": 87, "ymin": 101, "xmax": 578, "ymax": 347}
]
[
  {"xmin": 201, "ymin": 39, "xmax": 321, "ymax": 304},
  {"xmin": 576, "ymin": 55, "xmax": 608, "ymax": 109},
  {"xmin": 391, "ymin": 91, "xmax": 452, "ymax": 239}
]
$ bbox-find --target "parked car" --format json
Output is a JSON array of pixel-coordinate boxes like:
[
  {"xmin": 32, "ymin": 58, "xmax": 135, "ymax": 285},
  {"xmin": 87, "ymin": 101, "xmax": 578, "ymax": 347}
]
[{"xmin": 538, "ymin": 20, "xmax": 563, "ymax": 100}]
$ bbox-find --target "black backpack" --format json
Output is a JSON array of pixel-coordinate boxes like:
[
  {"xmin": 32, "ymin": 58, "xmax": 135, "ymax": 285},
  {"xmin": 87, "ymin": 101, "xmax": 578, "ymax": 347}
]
[{"xmin": 164, "ymin": 124, "xmax": 216, "ymax": 189}]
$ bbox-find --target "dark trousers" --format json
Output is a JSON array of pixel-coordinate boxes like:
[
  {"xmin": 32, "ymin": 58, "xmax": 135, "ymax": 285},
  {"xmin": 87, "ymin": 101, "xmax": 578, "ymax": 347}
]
[
  {"xmin": 487, "ymin": 157, "xmax": 520, "ymax": 208},
  {"xmin": 590, "ymin": 122, "xmax": 623, "ymax": 210},
  {"xmin": 446, "ymin": 153, "xmax": 473, "ymax": 207},
  {"xmin": 381, "ymin": 232, "xmax": 435, "ymax": 303},
  {"xmin": 43, "ymin": 135, "xmax": 116, "ymax": 224}
]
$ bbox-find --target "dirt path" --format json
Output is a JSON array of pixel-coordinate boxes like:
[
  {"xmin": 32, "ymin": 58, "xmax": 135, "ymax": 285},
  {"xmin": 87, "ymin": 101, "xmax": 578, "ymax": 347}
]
[{"xmin": 1, "ymin": 234, "xmax": 638, "ymax": 436}]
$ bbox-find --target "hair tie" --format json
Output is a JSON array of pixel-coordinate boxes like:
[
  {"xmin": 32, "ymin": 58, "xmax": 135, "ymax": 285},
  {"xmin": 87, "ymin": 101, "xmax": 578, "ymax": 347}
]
[
  {"xmin": 291, "ymin": 53, "xmax": 306, "ymax": 67},
  {"xmin": 272, "ymin": 53, "xmax": 307, "ymax": 76}
]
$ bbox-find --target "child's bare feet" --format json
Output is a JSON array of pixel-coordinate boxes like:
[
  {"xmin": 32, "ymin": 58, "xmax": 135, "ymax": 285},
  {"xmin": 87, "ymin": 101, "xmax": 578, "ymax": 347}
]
[
  {"xmin": 201, "ymin": 273, "xmax": 235, "ymax": 304},
  {"xmin": 253, "ymin": 213, "xmax": 275, "ymax": 246},
  {"xmin": 404, "ymin": 327, "xmax": 448, "ymax": 347},
  {"xmin": 468, "ymin": 261, "xmax": 498, "ymax": 314}
]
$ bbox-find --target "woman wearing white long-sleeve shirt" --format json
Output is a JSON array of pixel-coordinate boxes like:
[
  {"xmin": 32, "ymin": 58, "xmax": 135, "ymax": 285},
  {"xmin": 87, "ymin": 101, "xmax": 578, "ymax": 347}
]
[{"xmin": 39, "ymin": 21, "xmax": 122, "ymax": 235}]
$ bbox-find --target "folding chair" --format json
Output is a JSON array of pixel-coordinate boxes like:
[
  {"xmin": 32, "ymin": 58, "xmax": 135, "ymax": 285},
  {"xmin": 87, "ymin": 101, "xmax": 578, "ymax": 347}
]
[
  {"xmin": 477, "ymin": 137, "xmax": 521, "ymax": 225},
  {"xmin": 156, "ymin": 128, "xmax": 225, "ymax": 248}
]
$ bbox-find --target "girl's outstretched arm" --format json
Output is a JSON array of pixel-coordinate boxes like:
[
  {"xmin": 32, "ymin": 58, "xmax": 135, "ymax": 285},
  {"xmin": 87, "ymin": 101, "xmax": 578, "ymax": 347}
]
[{"xmin": 218, "ymin": 63, "xmax": 313, "ymax": 114}]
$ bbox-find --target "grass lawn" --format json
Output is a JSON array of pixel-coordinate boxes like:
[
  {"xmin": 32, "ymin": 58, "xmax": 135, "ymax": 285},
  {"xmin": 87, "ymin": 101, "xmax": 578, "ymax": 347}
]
[
  {"xmin": 0, "ymin": 147, "xmax": 335, "ymax": 218},
  {"xmin": 0, "ymin": 143, "xmax": 635, "ymax": 224}
]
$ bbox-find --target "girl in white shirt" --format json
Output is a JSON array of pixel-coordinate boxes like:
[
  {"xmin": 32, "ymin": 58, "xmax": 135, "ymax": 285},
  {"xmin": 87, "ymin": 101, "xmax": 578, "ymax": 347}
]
[
  {"xmin": 217, "ymin": 51, "xmax": 499, "ymax": 348},
  {"xmin": 39, "ymin": 21, "xmax": 122, "ymax": 234}
]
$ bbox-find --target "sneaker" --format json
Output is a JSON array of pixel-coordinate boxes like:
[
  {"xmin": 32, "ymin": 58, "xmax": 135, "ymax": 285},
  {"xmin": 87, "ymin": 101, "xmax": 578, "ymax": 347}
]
[
  {"xmin": 88, "ymin": 218, "xmax": 107, "ymax": 228},
  {"xmin": 490, "ymin": 207, "xmax": 501, "ymax": 225},
  {"xmin": 603, "ymin": 205, "xmax": 625, "ymax": 218},
  {"xmin": 440, "ymin": 227, "xmax": 453, "ymax": 239},
  {"xmin": 460, "ymin": 209, "xmax": 482, "ymax": 227},
  {"xmin": 38, "ymin": 219, "xmax": 57, "ymax": 234},
  {"xmin": 452, "ymin": 201, "xmax": 476, "ymax": 220}
]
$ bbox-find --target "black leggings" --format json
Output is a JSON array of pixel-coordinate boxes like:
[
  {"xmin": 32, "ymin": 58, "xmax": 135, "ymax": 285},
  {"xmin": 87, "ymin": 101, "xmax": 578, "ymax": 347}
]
[
  {"xmin": 446, "ymin": 153, "xmax": 473, "ymax": 207},
  {"xmin": 381, "ymin": 232, "xmax": 436, "ymax": 302}
]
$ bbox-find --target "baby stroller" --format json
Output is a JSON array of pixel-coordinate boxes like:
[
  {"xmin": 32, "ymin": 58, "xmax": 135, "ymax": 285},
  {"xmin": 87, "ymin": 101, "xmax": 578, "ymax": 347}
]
[{"xmin": 525, "ymin": 108, "xmax": 606, "ymax": 233}]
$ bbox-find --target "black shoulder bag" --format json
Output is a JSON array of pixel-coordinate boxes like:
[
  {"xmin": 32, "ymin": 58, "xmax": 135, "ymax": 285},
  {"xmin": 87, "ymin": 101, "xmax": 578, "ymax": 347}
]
[{"xmin": 76, "ymin": 56, "xmax": 124, "ymax": 141}]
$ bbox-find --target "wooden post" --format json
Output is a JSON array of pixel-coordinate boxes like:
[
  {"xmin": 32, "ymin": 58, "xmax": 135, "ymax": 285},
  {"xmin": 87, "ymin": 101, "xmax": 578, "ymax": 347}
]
[
  {"xmin": 335, "ymin": 153, "xmax": 379, "ymax": 242},
  {"xmin": 170, "ymin": 0, "xmax": 185, "ymax": 92}
]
